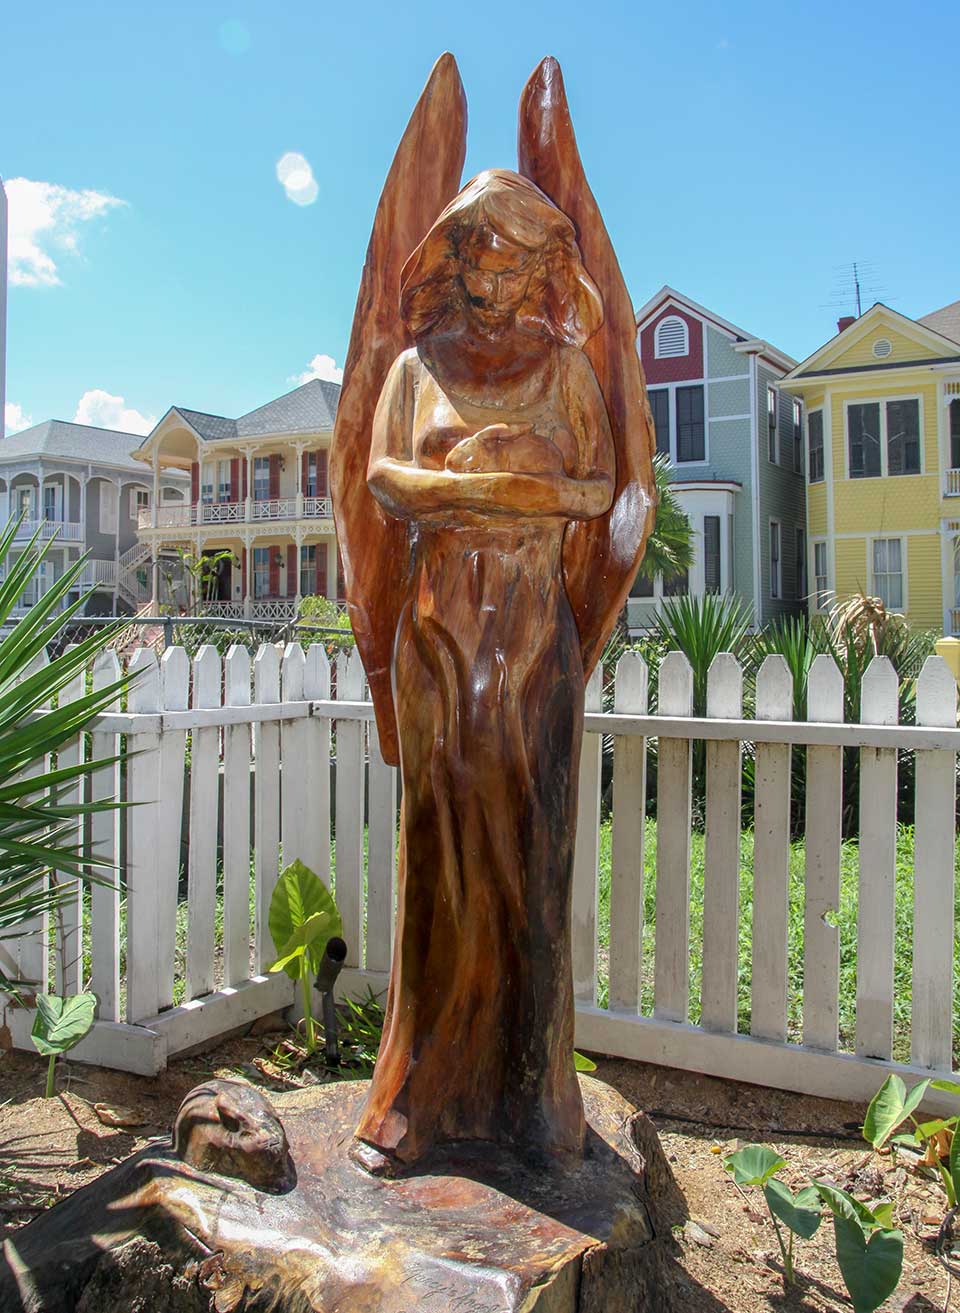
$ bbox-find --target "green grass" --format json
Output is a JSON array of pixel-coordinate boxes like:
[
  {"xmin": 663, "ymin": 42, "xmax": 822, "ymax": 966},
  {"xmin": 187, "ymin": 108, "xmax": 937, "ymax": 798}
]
[{"xmin": 597, "ymin": 820, "xmax": 959, "ymax": 1067}]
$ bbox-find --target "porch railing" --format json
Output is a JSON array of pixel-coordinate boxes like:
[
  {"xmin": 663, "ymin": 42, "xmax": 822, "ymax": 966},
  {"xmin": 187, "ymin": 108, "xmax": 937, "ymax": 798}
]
[{"xmin": 140, "ymin": 497, "xmax": 335, "ymax": 530}]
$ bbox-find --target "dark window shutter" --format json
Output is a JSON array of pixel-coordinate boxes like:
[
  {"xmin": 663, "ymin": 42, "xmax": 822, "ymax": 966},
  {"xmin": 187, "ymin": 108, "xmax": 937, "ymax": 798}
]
[
  {"xmin": 269, "ymin": 551, "xmax": 280, "ymax": 598},
  {"xmin": 269, "ymin": 455, "xmax": 281, "ymax": 500},
  {"xmin": 191, "ymin": 462, "xmax": 199, "ymax": 502},
  {"xmin": 317, "ymin": 550, "xmax": 328, "ymax": 598},
  {"xmin": 301, "ymin": 452, "xmax": 309, "ymax": 495},
  {"xmin": 241, "ymin": 548, "xmax": 247, "ymax": 597},
  {"xmin": 241, "ymin": 460, "xmax": 248, "ymax": 500},
  {"xmin": 230, "ymin": 458, "xmax": 240, "ymax": 502},
  {"xmin": 336, "ymin": 548, "xmax": 345, "ymax": 600},
  {"xmin": 287, "ymin": 545, "xmax": 297, "ymax": 597},
  {"xmin": 318, "ymin": 450, "xmax": 328, "ymax": 497}
]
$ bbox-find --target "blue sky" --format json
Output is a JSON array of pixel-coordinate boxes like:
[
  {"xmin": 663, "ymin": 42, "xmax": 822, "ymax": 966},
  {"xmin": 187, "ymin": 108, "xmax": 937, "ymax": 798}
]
[{"xmin": 2, "ymin": 0, "xmax": 958, "ymax": 436}]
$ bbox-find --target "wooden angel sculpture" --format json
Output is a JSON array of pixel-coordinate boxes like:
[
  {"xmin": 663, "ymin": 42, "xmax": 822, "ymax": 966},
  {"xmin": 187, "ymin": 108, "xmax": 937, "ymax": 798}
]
[{"xmin": 331, "ymin": 54, "xmax": 656, "ymax": 1174}]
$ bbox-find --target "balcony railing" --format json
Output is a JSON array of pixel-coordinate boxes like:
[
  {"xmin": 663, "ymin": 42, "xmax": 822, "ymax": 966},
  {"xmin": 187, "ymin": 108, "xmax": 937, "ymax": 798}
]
[
  {"xmin": 13, "ymin": 519, "xmax": 83, "ymax": 542},
  {"xmin": 77, "ymin": 560, "xmax": 118, "ymax": 590},
  {"xmin": 139, "ymin": 496, "xmax": 334, "ymax": 531},
  {"xmin": 946, "ymin": 470, "xmax": 960, "ymax": 497}
]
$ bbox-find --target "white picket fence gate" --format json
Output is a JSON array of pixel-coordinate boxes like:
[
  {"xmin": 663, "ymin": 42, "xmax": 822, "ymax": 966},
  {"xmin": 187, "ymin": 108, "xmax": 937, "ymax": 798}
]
[{"xmin": 4, "ymin": 642, "xmax": 960, "ymax": 1116}]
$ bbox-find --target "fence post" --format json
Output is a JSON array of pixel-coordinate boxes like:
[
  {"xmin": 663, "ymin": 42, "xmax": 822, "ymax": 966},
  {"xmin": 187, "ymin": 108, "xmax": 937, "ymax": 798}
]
[
  {"xmin": 253, "ymin": 644, "xmax": 281, "ymax": 974},
  {"xmin": 654, "ymin": 651, "xmax": 694, "ymax": 1024},
  {"xmin": 751, "ymin": 655, "xmax": 793, "ymax": 1043},
  {"xmin": 281, "ymin": 644, "xmax": 309, "ymax": 873},
  {"xmin": 55, "ymin": 656, "xmax": 85, "ymax": 998},
  {"xmin": 912, "ymin": 655, "xmax": 957, "ymax": 1070},
  {"xmin": 157, "ymin": 645, "xmax": 189, "ymax": 1009},
  {"xmin": 304, "ymin": 644, "xmax": 332, "ymax": 887},
  {"xmin": 223, "ymin": 646, "xmax": 252, "ymax": 987},
  {"xmin": 857, "ymin": 655, "xmax": 898, "ymax": 1060},
  {"xmin": 14, "ymin": 652, "xmax": 52, "ymax": 993},
  {"xmin": 126, "ymin": 648, "xmax": 162, "ymax": 1023},
  {"xmin": 366, "ymin": 705, "xmax": 398, "ymax": 976},
  {"xmin": 186, "ymin": 645, "xmax": 221, "ymax": 1000},
  {"xmin": 572, "ymin": 663, "xmax": 603, "ymax": 1006},
  {"xmin": 701, "ymin": 652, "xmax": 743, "ymax": 1034},
  {"xmin": 803, "ymin": 654, "xmax": 844, "ymax": 1052},
  {"xmin": 608, "ymin": 651, "xmax": 647, "ymax": 1013},
  {"xmin": 335, "ymin": 648, "xmax": 366, "ymax": 969},
  {"xmin": 89, "ymin": 651, "xmax": 122, "ymax": 1021}
]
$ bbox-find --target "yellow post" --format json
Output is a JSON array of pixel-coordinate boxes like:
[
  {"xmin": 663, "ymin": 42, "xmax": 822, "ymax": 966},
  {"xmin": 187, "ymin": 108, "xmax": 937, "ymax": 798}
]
[{"xmin": 935, "ymin": 636, "xmax": 960, "ymax": 683}]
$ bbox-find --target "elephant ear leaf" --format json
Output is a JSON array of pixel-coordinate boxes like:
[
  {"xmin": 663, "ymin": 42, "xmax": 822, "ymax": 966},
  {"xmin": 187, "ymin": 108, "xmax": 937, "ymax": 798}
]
[
  {"xmin": 723, "ymin": 1145, "xmax": 785, "ymax": 1187},
  {"xmin": 764, "ymin": 1180, "xmax": 822, "ymax": 1240},
  {"xmin": 833, "ymin": 1217, "xmax": 903, "ymax": 1313},
  {"xmin": 31, "ymin": 992, "xmax": 97, "ymax": 1058},
  {"xmin": 268, "ymin": 861, "xmax": 343, "ymax": 979}
]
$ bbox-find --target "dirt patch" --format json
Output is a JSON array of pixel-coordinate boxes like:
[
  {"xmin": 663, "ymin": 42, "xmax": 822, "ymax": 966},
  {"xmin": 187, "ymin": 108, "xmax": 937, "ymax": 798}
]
[{"xmin": 0, "ymin": 1039, "xmax": 952, "ymax": 1311}]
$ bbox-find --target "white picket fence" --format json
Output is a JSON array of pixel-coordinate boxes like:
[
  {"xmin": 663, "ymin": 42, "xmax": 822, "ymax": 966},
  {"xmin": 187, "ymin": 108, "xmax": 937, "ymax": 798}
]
[{"xmin": 4, "ymin": 643, "xmax": 960, "ymax": 1116}]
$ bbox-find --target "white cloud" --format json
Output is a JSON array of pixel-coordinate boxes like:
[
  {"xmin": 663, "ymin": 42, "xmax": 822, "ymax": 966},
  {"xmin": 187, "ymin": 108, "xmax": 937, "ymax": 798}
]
[
  {"xmin": 73, "ymin": 389, "xmax": 155, "ymax": 435},
  {"xmin": 293, "ymin": 353, "xmax": 343, "ymax": 385},
  {"xmin": 276, "ymin": 152, "xmax": 319, "ymax": 207},
  {"xmin": 4, "ymin": 402, "xmax": 32, "ymax": 434},
  {"xmin": 4, "ymin": 177, "xmax": 126, "ymax": 287}
]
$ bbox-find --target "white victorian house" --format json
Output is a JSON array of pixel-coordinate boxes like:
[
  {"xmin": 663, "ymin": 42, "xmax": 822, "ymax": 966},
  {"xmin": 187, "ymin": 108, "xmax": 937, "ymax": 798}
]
[
  {"xmin": 0, "ymin": 419, "xmax": 189, "ymax": 615},
  {"xmin": 133, "ymin": 378, "xmax": 340, "ymax": 620}
]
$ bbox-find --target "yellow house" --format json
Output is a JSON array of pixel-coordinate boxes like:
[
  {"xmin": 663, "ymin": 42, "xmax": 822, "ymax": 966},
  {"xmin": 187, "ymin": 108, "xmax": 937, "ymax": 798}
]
[{"xmin": 781, "ymin": 301, "xmax": 960, "ymax": 632}]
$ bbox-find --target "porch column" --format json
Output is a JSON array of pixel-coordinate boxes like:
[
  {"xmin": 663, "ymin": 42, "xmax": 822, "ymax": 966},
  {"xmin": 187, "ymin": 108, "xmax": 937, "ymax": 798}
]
[
  {"xmin": 294, "ymin": 443, "xmax": 304, "ymax": 519},
  {"xmin": 326, "ymin": 538, "xmax": 338, "ymax": 602},
  {"xmin": 243, "ymin": 537, "xmax": 252, "ymax": 620},
  {"xmin": 152, "ymin": 450, "xmax": 160, "ymax": 528},
  {"xmin": 245, "ymin": 449, "xmax": 255, "ymax": 522}
]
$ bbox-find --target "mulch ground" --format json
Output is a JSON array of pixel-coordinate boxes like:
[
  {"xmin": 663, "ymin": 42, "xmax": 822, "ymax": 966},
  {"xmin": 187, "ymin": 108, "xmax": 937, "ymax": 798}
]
[{"xmin": 0, "ymin": 1029, "xmax": 952, "ymax": 1311}]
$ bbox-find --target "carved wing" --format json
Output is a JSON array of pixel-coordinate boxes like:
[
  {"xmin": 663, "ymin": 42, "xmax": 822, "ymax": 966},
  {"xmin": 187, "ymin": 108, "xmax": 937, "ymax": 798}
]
[
  {"xmin": 518, "ymin": 57, "xmax": 656, "ymax": 678},
  {"xmin": 330, "ymin": 54, "xmax": 467, "ymax": 765}
]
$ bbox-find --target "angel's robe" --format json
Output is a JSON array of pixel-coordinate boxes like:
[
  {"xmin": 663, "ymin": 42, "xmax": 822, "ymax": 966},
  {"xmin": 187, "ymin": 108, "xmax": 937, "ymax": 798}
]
[{"xmin": 355, "ymin": 342, "xmax": 614, "ymax": 1166}]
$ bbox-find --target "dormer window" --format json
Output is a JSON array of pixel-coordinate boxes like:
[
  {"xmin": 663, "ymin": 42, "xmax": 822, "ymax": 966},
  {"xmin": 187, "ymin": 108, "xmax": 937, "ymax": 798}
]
[{"xmin": 654, "ymin": 315, "xmax": 688, "ymax": 359}]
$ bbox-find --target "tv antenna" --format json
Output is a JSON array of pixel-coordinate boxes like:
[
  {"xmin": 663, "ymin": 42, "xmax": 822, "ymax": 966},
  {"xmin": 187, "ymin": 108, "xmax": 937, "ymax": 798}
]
[{"xmin": 820, "ymin": 261, "xmax": 888, "ymax": 319}]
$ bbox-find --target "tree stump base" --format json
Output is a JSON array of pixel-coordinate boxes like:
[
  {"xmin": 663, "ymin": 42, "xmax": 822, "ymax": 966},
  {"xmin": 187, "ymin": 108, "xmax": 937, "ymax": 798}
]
[{"xmin": 1, "ymin": 1076, "xmax": 684, "ymax": 1312}]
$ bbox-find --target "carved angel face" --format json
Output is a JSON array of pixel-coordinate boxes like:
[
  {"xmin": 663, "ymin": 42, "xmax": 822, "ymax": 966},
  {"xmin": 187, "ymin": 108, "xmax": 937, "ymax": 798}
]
[
  {"xmin": 399, "ymin": 170, "xmax": 603, "ymax": 349},
  {"xmin": 458, "ymin": 226, "xmax": 539, "ymax": 330}
]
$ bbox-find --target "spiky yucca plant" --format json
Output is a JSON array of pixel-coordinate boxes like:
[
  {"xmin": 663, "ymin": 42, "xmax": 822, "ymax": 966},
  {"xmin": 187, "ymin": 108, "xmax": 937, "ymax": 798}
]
[{"xmin": 0, "ymin": 518, "xmax": 130, "ymax": 983}]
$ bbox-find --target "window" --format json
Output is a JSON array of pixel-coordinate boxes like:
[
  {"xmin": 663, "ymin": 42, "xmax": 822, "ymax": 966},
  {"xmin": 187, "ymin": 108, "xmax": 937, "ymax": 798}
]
[
  {"xmin": 885, "ymin": 400, "xmax": 921, "ymax": 475},
  {"xmin": 663, "ymin": 569, "xmax": 688, "ymax": 597},
  {"xmin": 848, "ymin": 398, "xmax": 921, "ymax": 478},
  {"xmin": 769, "ymin": 521, "xmax": 781, "ymax": 599},
  {"xmin": 872, "ymin": 538, "xmax": 903, "ymax": 610},
  {"xmin": 42, "ymin": 484, "xmax": 61, "ymax": 523},
  {"xmin": 654, "ymin": 315, "xmax": 688, "ymax": 359},
  {"xmin": 200, "ymin": 465, "xmax": 214, "ymax": 504},
  {"xmin": 217, "ymin": 460, "xmax": 232, "ymax": 502},
  {"xmin": 767, "ymin": 387, "xmax": 778, "ymax": 463},
  {"xmin": 300, "ymin": 545, "xmax": 317, "ymax": 596},
  {"xmin": 951, "ymin": 400, "xmax": 960, "ymax": 470},
  {"xmin": 134, "ymin": 488, "xmax": 150, "ymax": 515},
  {"xmin": 704, "ymin": 516, "xmax": 721, "ymax": 594},
  {"xmin": 16, "ymin": 487, "xmax": 36, "ymax": 520},
  {"xmin": 629, "ymin": 569, "xmax": 654, "ymax": 598},
  {"xmin": 253, "ymin": 547, "xmax": 270, "ymax": 599},
  {"xmin": 99, "ymin": 484, "xmax": 118, "ymax": 534},
  {"xmin": 676, "ymin": 386, "xmax": 705, "ymax": 462},
  {"xmin": 792, "ymin": 400, "xmax": 803, "ymax": 473},
  {"xmin": 253, "ymin": 457, "xmax": 270, "ymax": 502},
  {"xmin": 848, "ymin": 403, "xmax": 881, "ymax": 478},
  {"xmin": 813, "ymin": 542, "xmax": 829, "ymax": 609},
  {"xmin": 648, "ymin": 389, "xmax": 670, "ymax": 456},
  {"xmin": 305, "ymin": 454, "xmax": 318, "ymax": 497},
  {"xmin": 808, "ymin": 410, "xmax": 824, "ymax": 482},
  {"xmin": 796, "ymin": 527, "xmax": 806, "ymax": 600}
]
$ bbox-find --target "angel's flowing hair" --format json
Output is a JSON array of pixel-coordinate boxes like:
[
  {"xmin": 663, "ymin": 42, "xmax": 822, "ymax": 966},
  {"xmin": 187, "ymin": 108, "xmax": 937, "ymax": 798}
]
[{"xmin": 399, "ymin": 169, "xmax": 603, "ymax": 347}]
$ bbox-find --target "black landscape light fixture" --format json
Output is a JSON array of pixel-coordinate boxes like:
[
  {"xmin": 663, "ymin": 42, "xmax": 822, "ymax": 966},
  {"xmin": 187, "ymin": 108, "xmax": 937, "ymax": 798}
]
[{"xmin": 315, "ymin": 936, "xmax": 348, "ymax": 1068}]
